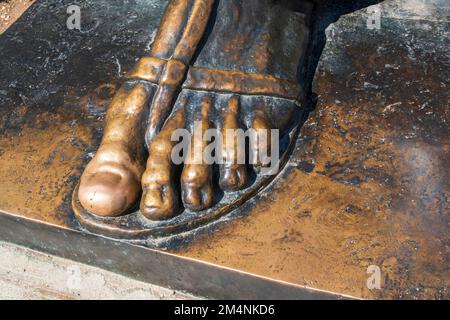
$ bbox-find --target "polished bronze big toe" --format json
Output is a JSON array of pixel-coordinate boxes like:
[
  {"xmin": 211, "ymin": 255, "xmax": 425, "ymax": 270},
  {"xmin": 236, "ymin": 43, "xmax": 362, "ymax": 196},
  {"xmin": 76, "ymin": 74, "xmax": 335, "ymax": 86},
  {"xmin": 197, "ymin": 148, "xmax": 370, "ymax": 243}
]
[
  {"xmin": 77, "ymin": 82, "xmax": 152, "ymax": 217},
  {"xmin": 78, "ymin": 168, "xmax": 140, "ymax": 217}
]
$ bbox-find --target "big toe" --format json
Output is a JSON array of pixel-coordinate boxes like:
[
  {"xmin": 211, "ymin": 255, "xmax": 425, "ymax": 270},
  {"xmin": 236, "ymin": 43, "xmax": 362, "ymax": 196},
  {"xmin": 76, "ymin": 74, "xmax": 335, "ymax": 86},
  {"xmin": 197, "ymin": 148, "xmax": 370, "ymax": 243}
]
[{"xmin": 78, "ymin": 170, "xmax": 140, "ymax": 217}]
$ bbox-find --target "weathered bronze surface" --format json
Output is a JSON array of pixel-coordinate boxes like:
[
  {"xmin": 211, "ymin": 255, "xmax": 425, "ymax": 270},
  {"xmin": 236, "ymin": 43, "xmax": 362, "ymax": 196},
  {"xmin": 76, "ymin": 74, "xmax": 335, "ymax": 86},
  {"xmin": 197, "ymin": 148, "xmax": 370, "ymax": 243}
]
[{"xmin": 0, "ymin": 0, "xmax": 448, "ymax": 299}]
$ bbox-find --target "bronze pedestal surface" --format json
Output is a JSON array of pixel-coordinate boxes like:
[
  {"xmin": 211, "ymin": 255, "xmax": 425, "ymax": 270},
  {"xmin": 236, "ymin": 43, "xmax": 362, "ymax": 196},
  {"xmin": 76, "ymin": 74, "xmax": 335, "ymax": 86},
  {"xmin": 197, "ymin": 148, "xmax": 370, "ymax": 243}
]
[{"xmin": 0, "ymin": 0, "xmax": 448, "ymax": 299}]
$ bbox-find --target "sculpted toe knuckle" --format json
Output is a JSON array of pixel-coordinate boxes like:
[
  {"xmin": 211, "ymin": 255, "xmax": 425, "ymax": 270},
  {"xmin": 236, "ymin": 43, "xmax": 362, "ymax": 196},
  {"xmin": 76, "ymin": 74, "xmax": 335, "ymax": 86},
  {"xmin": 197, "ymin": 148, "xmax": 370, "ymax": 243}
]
[
  {"xmin": 182, "ymin": 169, "xmax": 207, "ymax": 185},
  {"xmin": 149, "ymin": 137, "xmax": 171, "ymax": 154}
]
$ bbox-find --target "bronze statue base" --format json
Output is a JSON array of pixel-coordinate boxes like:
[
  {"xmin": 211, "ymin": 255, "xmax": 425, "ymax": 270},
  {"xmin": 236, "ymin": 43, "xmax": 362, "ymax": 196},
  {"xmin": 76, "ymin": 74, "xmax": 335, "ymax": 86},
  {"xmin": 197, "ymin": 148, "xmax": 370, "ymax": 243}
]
[{"xmin": 0, "ymin": 0, "xmax": 448, "ymax": 299}]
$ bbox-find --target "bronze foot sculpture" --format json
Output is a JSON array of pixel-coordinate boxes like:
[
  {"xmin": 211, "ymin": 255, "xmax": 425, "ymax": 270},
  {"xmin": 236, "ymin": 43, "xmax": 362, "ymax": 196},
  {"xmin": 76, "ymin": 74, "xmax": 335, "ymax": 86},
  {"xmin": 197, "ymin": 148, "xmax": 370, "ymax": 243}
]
[{"xmin": 73, "ymin": 0, "xmax": 316, "ymax": 240}]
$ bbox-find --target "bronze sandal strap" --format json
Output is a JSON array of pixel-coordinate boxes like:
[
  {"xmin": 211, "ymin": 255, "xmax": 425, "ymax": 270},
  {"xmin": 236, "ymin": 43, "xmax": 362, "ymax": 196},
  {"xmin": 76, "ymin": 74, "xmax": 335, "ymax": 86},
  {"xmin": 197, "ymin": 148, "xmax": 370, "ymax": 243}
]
[
  {"xmin": 183, "ymin": 67, "xmax": 303, "ymax": 102},
  {"xmin": 126, "ymin": 56, "xmax": 185, "ymax": 86},
  {"xmin": 127, "ymin": 57, "xmax": 303, "ymax": 103}
]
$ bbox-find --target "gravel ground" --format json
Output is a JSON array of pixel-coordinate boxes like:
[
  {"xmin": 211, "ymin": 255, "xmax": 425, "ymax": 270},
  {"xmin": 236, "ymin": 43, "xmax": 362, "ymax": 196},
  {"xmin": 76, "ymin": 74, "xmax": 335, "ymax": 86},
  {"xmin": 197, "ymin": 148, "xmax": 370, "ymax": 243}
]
[{"xmin": 0, "ymin": 0, "xmax": 34, "ymax": 34}]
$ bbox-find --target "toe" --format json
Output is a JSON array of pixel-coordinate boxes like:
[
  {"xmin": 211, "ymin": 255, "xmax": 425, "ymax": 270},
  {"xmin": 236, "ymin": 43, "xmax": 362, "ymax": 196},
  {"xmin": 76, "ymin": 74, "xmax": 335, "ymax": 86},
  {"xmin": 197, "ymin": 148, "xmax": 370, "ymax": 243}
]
[
  {"xmin": 140, "ymin": 107, "xmax": 185, "ymax": 220},
  {"xmin": 140, "ymin": 183, "xmax": 178, "ymax": 220},
  {"xmin": 218, "ymin": 96, "xmax": 248, "ymax": 191},
  {"xmin": 181, "ymin": 165, "xmax": 214, "ymax": 211},
  {"xmin": 78, "ymin": 168, "xmax": 140, "ymax": 217},
  {"xmin": 249, "ymin": 107, "xmax": 273, "ymax": 171},
  {"xmin": 219, "ymin": 164, "xmax": 247, "ymax": 191},
  {"xmin": 181, "ymin": 95, "xmax": 215, "ymax": 211}
]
